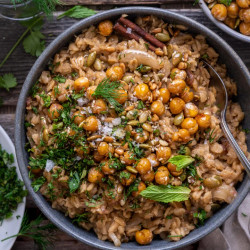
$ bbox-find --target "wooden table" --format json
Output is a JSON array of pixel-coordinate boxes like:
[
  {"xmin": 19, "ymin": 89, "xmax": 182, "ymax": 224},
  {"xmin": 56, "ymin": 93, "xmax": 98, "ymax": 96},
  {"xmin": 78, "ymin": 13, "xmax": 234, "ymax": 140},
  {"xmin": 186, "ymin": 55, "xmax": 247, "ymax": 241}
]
[{"xmin": 0, "ymin": 1, "xmax": 249, "ymax": 249}]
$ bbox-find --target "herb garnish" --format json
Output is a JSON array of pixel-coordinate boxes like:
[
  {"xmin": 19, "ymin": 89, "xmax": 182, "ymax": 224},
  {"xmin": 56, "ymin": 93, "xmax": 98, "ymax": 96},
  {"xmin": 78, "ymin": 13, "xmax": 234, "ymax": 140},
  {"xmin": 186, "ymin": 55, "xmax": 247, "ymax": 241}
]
[
  {"xmin": 68, "ymin": 171, "xmax": 80, "ymax": 193},
  {"xmin": 140, "ymin": 185, "xmax": 191, "ymax": 203},
  {"xmin": 31, "ymin": 176, "xmax": 46, "ymax": 192},
  {"xmin": 218, "ymin": 0, "xmax": 232, "ymax": 6},
  {"xmin": 193, "ymin": 209, "xmax": 207, "ymax": 226},
  {"xmin": 0, "ymin": 73, "xmax": 17, "ymax": 106},
  {"xmin": 168, "ymin": 155, "xmax": 195, "ymax": 171}
]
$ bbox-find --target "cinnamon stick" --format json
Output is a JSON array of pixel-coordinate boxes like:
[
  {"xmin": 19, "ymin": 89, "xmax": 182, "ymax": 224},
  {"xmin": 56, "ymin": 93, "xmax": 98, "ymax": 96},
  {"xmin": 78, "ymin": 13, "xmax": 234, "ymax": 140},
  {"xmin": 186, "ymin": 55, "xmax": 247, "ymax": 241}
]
[
  {"xmin": 114, "ymin": 22, "xmax": 157, "ymax": 51},
  {"xmin": 118, "ymin": 17, "xmax": 165, "ymax": 49}
]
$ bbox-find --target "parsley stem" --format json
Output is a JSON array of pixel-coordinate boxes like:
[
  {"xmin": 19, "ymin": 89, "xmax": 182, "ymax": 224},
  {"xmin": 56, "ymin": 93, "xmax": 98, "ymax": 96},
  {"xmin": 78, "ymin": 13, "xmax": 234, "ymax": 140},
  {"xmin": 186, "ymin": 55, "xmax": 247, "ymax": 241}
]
[{"xmin": 0, "ymin": 16, "xmax": 43, "ymax": 68}]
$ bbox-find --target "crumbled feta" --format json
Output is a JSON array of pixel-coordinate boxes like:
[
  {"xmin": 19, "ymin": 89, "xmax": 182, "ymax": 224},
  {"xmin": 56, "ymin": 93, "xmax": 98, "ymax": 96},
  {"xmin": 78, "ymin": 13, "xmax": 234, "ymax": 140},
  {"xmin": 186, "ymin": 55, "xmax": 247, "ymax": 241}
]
[
  {"xmin": 45, "ymin": 159, "xmax": 55, "ymax": 172},
  {"xmin": 112, "ymin": 118, "xmax": 121, "ymax": 126},
  {"xmin": 77, "ymin": 97, "xmax": 89, "ymax": 106}
]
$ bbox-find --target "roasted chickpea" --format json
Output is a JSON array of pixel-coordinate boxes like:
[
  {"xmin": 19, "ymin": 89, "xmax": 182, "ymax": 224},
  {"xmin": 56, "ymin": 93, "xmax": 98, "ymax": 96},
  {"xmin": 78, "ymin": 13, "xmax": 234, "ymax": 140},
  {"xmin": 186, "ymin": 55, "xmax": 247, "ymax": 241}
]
[
  {"xmin": 141, "ymin": 170, "xmax": 155, "ymax": 182},
  {"xmin": 167, "ymin": 162, "xmax": 183, "ymax": 177},
  {"xmin": 168, "ymin": 79, "xmax": 186, "ymax": 95},
  {"xmin": 115, "ymin": 89, "xmax": 128, "ymax": 104},
  {"xmin": 81, "ymin": 116, "xmax": 99, "ymax": 132},
  {"xmin": 169, "ymin": 97, "xmax": 185, "ymax": 114},
  {"xmin": 147, "ymin": 153, "xmax": 160, "ymax": 168},
  {"xmin": 72, "ymin": 111, "xmax": 85, "ymax": 125},
  {"xmin": 98, "ymin": 20, "xmax": 113, "ymax": 36},
  {"xmin": 92, "ymin": 99, "xmax": 107, "ymax": 114},
  {"xmin": 120, "ymin": 170, "xmax": 136, "ymax": 186},
  {"xmin": 97, "ymin": 142, "xmax": 109, "ymax": 156},
  {"xmin": 195, "ymin": 113, "xmax": 211, "ymax": 129},
  {"xmin": 211, "ymin": 4, "xmax": 228, "ymax": 21},
  {"xmin": 180, "ymin": 86, "xmax": 194, "ymax": 103},
  {"xmin": 106, "ymin": 66, "xmax": 124, "ymax": 81},
  {"xmin": 101, "ymin": 160, "xmax": 115, "ymax": 175},
  {"xmin": 73, "ymin": 77, "xmax": 89, "ymax": 92},
  {"xmin": 151, "ymin": 100, "xmax": 165, "ymax": 116},
  {"xmin": 239, "ymin": 9, "xmax": 250, "ymax": 23},
  {"xmin": 181, "ymin": 118, "xmax": 198, "ymax": 135},
  {"xmin": 86, "ymin": 86, "xmax": 97, "ymax": 100},
  {"xmin": 156, "ymin": 146, "xmax": 172, "ymax": 163},
  {"xmin": 88, "ymin": 167, "xmax": 104, "ymax": 183},
  {"xmin": 224, "ymin": 17, "xmax": 236, "ymax": 29},
  {"xmin": 134, "ymin": 84, "xmax": 150, "ymax": 101},
  {"xmin": 158, "ymin": 88, "xmax": 170, "ymax": 103},
  {"xmin": 172, "ymin": 128, "xmax": 191, "ymax": 142},
  {"xmin": 122, "ymin": 151, "xmax": 136, "ymax": 165},
  {"xmin": 170, "ymin": 68, "xmax": 187, "ymax": 80},
  {"xmin": 239, "ymin": 21, "xmax": 250, "ymax": 35},
  {"xmin": 132, "ymin": 181, "xmax": 146, "ymax": 197},
  {"xmin": 136, "ymin": 158, "xmax": 151, "ymax": 175},
  {"xmin": 48, "ymin": 103, "xmax": 63, "ymax": 120},
  {"xmin": 75, "ymin": 145, "xmax": 90, "ymax": 158},
  {"xmin": 134, "ymin": 130, "xmax": 149, "ymax": 143},
  {"xmin": 184, "ymin": 102, "xmax": 199, "ymax": 118},
  {"xmin": 155, "ymin": 166, "xmax": 170, "ymax": 185},
  {"xmin": 135, "ymin": 229, "xmax": 153, "ymax": 245},
  {"xmin": 93, "ymin": 151, "xmax": 104, "ymax": 162},
  {"xmin": 227, "ymin": 2, "xmax": 239, "ymax": 19},
  {"xmin": 236, "ymin": 0, "xmax": 249, "ymax": 8}
]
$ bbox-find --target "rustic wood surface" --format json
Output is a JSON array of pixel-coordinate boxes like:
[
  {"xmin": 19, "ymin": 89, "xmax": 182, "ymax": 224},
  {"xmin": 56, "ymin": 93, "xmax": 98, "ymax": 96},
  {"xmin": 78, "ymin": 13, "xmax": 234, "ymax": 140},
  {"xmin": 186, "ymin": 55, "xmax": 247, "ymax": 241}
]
[{"xmin": 0, "ymin": 0, "xmax": 249, "ymax": 249}]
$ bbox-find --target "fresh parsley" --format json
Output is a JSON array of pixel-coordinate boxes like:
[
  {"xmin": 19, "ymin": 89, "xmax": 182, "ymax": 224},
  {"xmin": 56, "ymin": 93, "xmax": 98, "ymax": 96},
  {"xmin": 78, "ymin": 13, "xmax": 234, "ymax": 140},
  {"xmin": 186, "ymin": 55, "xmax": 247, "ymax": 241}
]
[
  {"xmin": 218, "ymin": 0, "xmax": 232, "ymax": 6},
  {"xmin": 137, "ymin": 100, "xmax": 145, "ymax": 109},
  {"xmin": 0, "ymin": 73, "xmax": 17, "ymax": 106},
  {"xmin": 140, "ymin": 185, "xmax": 191, "ymax": 203},
  {"xmin": 168, "ymin": 155, "xmax": 195, "ymax": 171},
  {"xmin": 31, "ymin": 176, "xmax": 46, "ymax": 192},
  {"xmin": 193, "ymin": 209, "xmax": 207, "ymax": 226},
  {"xmin": 68, "ymin": 171, "xmax": 80, "ymax": 193},
  {"xmin": 57, "ymin": 5, "xmax": 97, "ymax": 20}
]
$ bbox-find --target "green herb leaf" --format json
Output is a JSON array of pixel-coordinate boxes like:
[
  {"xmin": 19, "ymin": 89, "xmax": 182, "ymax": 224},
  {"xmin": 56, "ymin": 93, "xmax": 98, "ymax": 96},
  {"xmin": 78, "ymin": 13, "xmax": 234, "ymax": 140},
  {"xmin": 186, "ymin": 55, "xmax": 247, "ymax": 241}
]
[
  {"xmin": 31, "ymin": 176, "xmax": 46, "ymax": 192},
  {"xmin": 57, "ymin": 6, "xmax": 96, "ymax": 20},
  {"xmin": 140, "ymin": 185, "xmax": 191, "ymax": 203},
  {"xmin": 23, "ymin": 30, "xmax": 45, "ymax": 57},
  {"xmin": 193, "ymin": 209, "xmax": 207, "ymax": 226},
  {"xmin": 68, "ymin": 172, "xmax": 80, "ymax": 193},
  {"xmin": 53, "ymin": 75, "xmax": 66, "ymax": 83},
  {"xmin": 218, "ymin": 0, "xmax": 232, "ymax": 6},
  {"xmin": 0, "ymin": 73, "xmax": 17, "ymax": 91},
  {"xmin": 137, "ymin": 100, "xmax": 145, "ymax": 109},
  {"xmin": 168, "ymin": 155, "xmax": 195, "ymax": 171}
]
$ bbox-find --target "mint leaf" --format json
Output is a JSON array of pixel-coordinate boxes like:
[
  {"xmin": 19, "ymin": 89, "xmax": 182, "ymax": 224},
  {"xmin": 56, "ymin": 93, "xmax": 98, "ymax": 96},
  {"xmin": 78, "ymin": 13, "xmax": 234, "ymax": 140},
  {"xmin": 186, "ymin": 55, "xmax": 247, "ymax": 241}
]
[
  {"xmin": 0, "ymin": 73, "xmax": 17, "ymax": 91},
  {"xmin": 140, "ymin": 185, "xmax": 191, "ymax": 203},
  {"xmin": 168, "ymin": 155, "xmax": 195, "ymax": 171},
  {"xmin": 57, "ymin": 6, "xmax": 97, "ymax": 20},
  {"xmin": 68, "ymin": 172, "xmax": 80, "ymax": 193},
  {"xmin": 23, "ymin": 30, "xmax": 45, "ymax": 57}
]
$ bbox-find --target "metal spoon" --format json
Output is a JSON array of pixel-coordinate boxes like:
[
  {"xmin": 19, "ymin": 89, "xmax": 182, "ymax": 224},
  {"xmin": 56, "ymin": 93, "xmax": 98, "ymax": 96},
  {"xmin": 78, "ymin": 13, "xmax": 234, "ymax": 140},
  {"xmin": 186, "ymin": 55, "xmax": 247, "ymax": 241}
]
[{"xmin": 202, "ymin": 60, "xmax": 250, "ymax": 177}]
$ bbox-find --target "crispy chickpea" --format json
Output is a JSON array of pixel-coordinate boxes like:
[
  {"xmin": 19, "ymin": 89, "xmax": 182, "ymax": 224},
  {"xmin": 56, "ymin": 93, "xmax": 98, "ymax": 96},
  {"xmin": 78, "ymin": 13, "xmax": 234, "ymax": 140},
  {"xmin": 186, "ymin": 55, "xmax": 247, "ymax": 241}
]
[
  {"xmin": 134, "ymin": 130, "xmax": 149, "ymax": 143},
  {"xmin": 156, "ymin": 146, "xmax": 172, "ymax": 163},
  {"xmin": 184, "ymin": 102, "xmax": 199, "ymax": 118},
  {"xmin": 93, "ymin": 151, "xmax": 104, "ymax": 162},
  {"xmin": 106, "ymin": 66, "xmax": 124, "ymax": 81},
  {"xmin": 170, "ymin": 68, "xmax": 187, "ymax": 80},
  {"xmin": 169, "ymin": 97, "xmax": 185, "ymax": 114},
  {"xmin": 132, "ymin": 181, "xmax": 146, "ymax": 197},
  {"xmin": 98, "ymin": 20, "xmax": 113, "ymax": 36},
  {"xmin": 239, "ymin": 9, "xmax": 250, "ymax": 23},
  {"xmin": 158, "ymin": 88, "xmax": 170, "ymax": 103},
  {"xmin": 224, "ymin": 17, "xmax": 236, "ymax": 29},
  {"xmin": 135, "ymin": 229, "xmax": 153, "ymax": 245},
  {"xmin": 72, "ymin": 111, "xmax": 85, "ymax": 125},
  {"xmin": 181, "ymin": 118, "xmax": 198, "ymax": 135},
  {"xmin": 136, "ymin": 158, "xmax": 151, "ymax": 175},
  {"xmin": 101, "ymin": 160, "xmax": 115, "ymax": 175},
  {"xmin": 122, "ymin": 151, "xmax": 136, "ymax": 165},
  {"xmin": 167, "ymin": 162, "xmax": 183, "ymax": 177},
  {"xmin": 115, "ymin": 89, "xmax": 128, "ymax": 104},
  {"xmin": 155, "ymin": 166, "xmax": 170, "ymax": 185},
  {"xmin": 172, "ymin": 128, "xmax": 191, "ymax": 142},
  {"xmin": 97, "ymin": 142, "xmax": 109, "ymax": 156},
  {"xmin": 120, "ymin": 170, "xmax": 136, "ymax": 186},
  {"xmin": 75, "ymin": 145, "xmax": 90, "ymax": 158},
  {"xmin": 168, "ymin": 79, "xmax": 186, "ymax": 95},
  {"xmin": 73, "ymin": 77, "xmax": 89, "ymax": 92},
  {"xmin": 151, "ymin": 100, "xmax": 165, "ymax": 116},
  {"xmin": 134, "ymin": 84, "xmax": 150, "ymax": 101},
  {"xmin": 86, "ymin": 86, "xmax": 97, "ymax": 100},
  {"xmin": 236, "ymin": 0, "xmax": 249, "ymax": 8},
  {"xmin": 239, "ymin": 22, "xmax": 250, "ymax": 35},
  {"xmin": 227, "ymin": 2, "xmax": 239, "ymax": 19},
  {"xmin": 48, "ymin": 103, "xmax": 63, "ymax": 120},
  {"xmin": 211, "ymin": 4, "xmax": 228, "ymax": 21},
  {"xmin": 141, "ymin": 170, "xmax": 155, "ymax": 182},
  {"xmin": 195, "ymin": 113, "xmax": 211, "ymax": 129},
  {"xmin": 92, "ymin": 99, "xmax": 107, "ymax": 114},
  {"xmin": 88, "ymin": 167, "xmax": 104, "ymax": 183},
  {"xmin": 82, "ymin": 116, "xmax": 99, "ymax": 132},
  {"xmin": 147, "ymin": 153, "xmax": 160, "ymax": 168},
  {"xmin": 180, "ymin": 86, "xmax": 194, "ymax": 103}
]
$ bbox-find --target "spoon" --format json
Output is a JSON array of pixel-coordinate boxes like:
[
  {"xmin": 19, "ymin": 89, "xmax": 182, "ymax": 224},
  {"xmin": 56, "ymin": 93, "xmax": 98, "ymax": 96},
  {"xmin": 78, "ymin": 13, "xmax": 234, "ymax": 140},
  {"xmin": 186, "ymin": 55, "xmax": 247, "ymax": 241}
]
[{"xmin": 202, "ymin": 60, "xmax": 250, "ymax": 177}]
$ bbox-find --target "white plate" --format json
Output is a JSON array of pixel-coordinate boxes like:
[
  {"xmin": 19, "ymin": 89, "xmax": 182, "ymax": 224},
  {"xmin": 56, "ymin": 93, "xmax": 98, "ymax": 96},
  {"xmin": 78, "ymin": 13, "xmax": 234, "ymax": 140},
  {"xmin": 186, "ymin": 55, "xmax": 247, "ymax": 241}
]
[{"xmin": 0, "ymin": 125, "xmax": 26, "ymax": 250}]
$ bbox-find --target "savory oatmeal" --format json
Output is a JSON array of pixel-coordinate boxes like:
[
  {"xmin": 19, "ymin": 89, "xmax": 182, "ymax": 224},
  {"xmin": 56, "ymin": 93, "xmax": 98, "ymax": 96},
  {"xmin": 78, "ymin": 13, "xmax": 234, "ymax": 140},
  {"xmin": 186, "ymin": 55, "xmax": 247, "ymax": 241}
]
[{"xmin": 25, "ymin": 15, "xmax": 249, "ymax": 246}]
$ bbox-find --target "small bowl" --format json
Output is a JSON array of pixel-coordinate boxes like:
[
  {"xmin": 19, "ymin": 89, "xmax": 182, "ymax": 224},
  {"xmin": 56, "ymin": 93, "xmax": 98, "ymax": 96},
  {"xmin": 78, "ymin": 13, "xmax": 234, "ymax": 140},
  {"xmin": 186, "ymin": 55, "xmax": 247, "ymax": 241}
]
[
  {"xmin": 199, "ymin": 0, "xmax": 250, "ymax": 43},
  {"xmin": 15, "ymin": 7, "xmax": 250, "ymax": 250}
]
